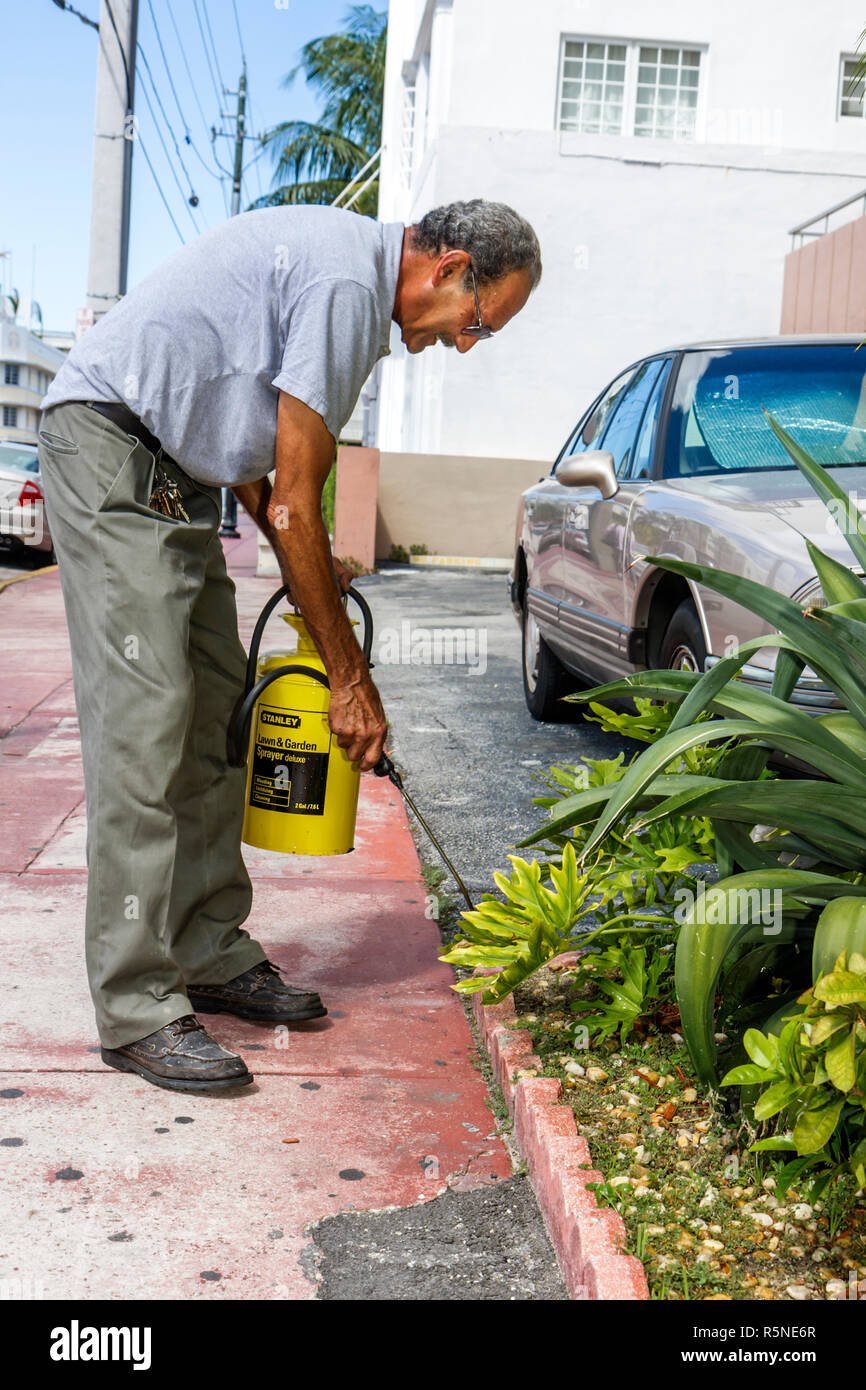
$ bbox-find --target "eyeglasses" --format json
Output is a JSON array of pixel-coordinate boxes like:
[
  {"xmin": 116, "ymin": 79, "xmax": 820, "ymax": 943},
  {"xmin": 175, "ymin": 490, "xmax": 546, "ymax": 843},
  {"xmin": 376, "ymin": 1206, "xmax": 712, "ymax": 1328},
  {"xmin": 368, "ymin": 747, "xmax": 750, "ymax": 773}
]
[{"xmin": 459, "ymin": 265, "xmax": 494, "ymax": 339}]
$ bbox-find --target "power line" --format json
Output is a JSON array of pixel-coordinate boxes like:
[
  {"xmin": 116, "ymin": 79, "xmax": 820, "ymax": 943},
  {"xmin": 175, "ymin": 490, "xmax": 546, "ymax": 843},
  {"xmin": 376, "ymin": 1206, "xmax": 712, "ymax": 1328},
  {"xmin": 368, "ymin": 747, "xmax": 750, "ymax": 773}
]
[
  {"xmin": 165, "ymin": 0, "xmax": 213, "ymax": 144},
  {"xmin": 137, "ymin": 135, "xmax": 185, "ymax": 245},
  {"xmin": 136, "ymin": 45, "xmax": 202, "ymax": 235},
  {"xmin": 136, "ymin": 43, "xmax": 200, "ymax": 205},
  {"xmin": 163, "ymin": 0, "xmax": 232, "ymax": 214},
  {"xmin": 200, "ymin": 0, "xmax": 228, "ymax": 100},
  {"xmin": 192, "ymin": 0, "xmax": 224, "ymax": 113},
  {"xmin": 231, "ymin": 0, "xmax": 246, "ymax": 66},
  {"xmin": 144, "ymin": 0, "xmax": 191, "ymax": 141}
]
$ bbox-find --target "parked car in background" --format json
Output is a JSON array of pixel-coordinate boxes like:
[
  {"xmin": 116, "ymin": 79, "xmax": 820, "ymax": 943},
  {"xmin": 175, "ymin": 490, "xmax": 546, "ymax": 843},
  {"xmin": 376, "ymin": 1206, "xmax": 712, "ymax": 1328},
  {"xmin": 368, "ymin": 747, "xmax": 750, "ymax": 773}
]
[
  {"xmin": 511, "ymin": 336, "xmax": 866, "ymax": 719},
  {"xmin": 0, "ymin": 441, "xmax": 53, "ymax": 560}
]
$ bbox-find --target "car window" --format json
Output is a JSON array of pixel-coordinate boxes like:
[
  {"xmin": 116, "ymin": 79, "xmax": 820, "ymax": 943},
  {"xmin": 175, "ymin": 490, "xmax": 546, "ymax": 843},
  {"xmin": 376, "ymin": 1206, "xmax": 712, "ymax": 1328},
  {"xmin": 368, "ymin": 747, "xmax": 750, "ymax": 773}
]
[
  {"xmin": 663, "ymin": 344, "xmax": 866, "ymax": 477},
  {"xmin": 565, "ymin": 368, "xmax": 636, "ymax": 458},
  {"xmin": 596, "ymin": 360, "xmax": 665, "ymax": 477},
  {"xmin": 626, "ymin": 358, "xmax": 672, "ymax": 479},
  {"xmin": 0, "ymin": 445, "xmax": 39, "ymax": 474}
]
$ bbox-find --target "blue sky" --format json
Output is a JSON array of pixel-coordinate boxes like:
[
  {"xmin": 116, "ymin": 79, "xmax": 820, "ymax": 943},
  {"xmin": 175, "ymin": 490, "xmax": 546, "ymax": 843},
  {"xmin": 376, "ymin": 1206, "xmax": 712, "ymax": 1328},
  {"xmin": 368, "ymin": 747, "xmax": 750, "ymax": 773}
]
[{"xmin": 1, "ymin": 0, "xmax": 372, "ymax": 330}]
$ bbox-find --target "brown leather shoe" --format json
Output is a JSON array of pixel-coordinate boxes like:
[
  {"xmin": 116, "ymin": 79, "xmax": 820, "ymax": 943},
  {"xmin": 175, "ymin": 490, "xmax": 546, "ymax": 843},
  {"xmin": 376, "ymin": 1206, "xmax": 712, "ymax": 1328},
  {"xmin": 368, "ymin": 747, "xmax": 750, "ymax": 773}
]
[
  {"xmin": 101, "ymin": 1015, "xmax": 253, "ymax": 1092},
  {"xmin": 187, "ymin": 959, "xmax": 327, "ymax": 1022}
]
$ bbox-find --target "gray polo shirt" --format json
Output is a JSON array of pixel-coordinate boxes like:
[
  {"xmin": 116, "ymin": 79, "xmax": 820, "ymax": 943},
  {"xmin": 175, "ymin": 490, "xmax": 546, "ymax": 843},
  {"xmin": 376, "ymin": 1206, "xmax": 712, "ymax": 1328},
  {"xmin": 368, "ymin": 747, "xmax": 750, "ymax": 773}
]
[{"xmin": 42, "ymin": 206, "xmax": 404, "ymax": 487}]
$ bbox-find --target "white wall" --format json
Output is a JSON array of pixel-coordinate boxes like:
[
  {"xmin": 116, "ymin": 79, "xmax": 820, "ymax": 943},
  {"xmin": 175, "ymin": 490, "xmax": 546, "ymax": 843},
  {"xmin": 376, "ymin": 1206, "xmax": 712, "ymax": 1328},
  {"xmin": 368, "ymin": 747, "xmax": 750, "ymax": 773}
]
[{"xmin": 377, "ymin": 0, "xmax": 866, "ymax": 460}]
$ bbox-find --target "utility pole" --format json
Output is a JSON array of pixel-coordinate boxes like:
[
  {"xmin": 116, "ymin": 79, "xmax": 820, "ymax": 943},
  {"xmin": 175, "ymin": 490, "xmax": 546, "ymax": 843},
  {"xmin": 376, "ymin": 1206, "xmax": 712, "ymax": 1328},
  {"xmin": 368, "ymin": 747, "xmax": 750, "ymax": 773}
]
[
  {"xmin": 86, "ymin": 0, "xmax": 139, "ymax": 325},
  {"xmin": 219, "ymin": 64, "xmax": 248, "ymax": 538}
]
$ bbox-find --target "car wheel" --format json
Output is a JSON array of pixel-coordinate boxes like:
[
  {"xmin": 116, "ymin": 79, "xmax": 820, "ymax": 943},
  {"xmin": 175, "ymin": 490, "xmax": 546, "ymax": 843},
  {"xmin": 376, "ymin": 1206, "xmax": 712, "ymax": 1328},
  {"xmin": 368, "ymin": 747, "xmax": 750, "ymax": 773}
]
[
  {"xmin": 659, "ymin": 599, "xmax": 707, "ymax": 674},
  {"xmin": 522, "ymin": 605, "xmax": 575, "ymax": 720}
]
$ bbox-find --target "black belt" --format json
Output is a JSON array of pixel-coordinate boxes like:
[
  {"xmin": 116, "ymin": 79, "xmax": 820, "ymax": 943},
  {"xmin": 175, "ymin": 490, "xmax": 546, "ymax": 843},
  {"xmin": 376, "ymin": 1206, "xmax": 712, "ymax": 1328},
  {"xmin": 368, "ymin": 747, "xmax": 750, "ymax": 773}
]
[{"xmin": 86, "ymin": 400, "xmax": 163, "ymax": 459}]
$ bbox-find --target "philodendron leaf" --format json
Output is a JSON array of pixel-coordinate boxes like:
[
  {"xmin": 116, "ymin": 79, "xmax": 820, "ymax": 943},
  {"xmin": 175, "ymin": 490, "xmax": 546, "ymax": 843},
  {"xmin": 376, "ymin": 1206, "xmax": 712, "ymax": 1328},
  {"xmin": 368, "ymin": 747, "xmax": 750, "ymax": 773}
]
[{"xmin": 792, "ymin": 1099, "xmax": 845, "ymax": 1154}]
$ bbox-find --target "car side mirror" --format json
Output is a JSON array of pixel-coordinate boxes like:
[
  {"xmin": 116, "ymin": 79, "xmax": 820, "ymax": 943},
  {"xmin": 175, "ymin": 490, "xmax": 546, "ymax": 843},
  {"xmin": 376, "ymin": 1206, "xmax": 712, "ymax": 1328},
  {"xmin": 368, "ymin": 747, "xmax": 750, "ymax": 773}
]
[{"xmin": 554, "ymin": 450, "xmax": 618, "ymax": 498}]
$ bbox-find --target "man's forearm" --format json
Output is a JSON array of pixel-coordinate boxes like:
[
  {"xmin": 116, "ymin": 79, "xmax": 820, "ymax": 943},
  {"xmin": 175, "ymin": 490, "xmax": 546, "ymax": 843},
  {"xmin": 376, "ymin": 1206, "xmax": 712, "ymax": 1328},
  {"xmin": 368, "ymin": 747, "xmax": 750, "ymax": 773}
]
[
  {"xmin": 266, "ymin": 502, "xmax": 365, "ymax": 690},
  {"xmin": 234, "ymin": 477, "xmax": 361, "ymax": 685},
  {"xmin": 233, "ymin": 477, "xmax": 274, "ymax": 542}
]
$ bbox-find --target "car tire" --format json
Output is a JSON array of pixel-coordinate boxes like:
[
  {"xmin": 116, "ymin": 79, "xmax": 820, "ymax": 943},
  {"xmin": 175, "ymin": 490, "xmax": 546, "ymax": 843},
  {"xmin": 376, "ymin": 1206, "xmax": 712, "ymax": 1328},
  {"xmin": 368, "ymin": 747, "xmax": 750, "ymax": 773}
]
[
  {"xmin": 522, "ymin": 604, "xmax": 578, "ymax": 721},
  {"xmin": 659, "ymin": 599, "xmax": 707, "ymax": 674}
]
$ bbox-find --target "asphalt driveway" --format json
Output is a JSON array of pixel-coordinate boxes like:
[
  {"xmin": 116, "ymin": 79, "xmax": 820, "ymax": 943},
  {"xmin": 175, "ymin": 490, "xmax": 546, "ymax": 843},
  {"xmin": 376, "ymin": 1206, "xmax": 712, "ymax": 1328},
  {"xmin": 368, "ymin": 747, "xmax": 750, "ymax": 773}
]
[{"xmin": 353, "ymin": 565, "xmax": 639, "ymax": 905}]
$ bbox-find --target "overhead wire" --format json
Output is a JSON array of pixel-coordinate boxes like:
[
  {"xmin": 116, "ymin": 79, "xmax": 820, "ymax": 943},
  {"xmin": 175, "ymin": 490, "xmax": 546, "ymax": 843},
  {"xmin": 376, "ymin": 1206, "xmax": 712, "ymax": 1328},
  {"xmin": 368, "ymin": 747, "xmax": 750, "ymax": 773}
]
[
  {"xmin": 52, "ymin": 0, "xmax": 187, "ymax": 251},
  {"xmin": 192, "ymin": 0, "xmax": 225, "ymax": 114},
  {"xmin": 136, "ymin": 136, "xmax": 186, "ymax": 245},
  {"xmin": 200, "ymin": 0, "xmax": 228, "ymax": 101},
  {"xmin": 231, "ymin": 0, "xmax": 246, "ymax": 65},
  {"xmin": 136, "ymin": 45, "xmax": 202, "ymax": 235},
  {"xmin": 163, "ymin": 0, "xmax": 232, "ymax": 213},
  {"xmin": 144, "ymin": 0, "xmax": 192, "ymax": 141}
]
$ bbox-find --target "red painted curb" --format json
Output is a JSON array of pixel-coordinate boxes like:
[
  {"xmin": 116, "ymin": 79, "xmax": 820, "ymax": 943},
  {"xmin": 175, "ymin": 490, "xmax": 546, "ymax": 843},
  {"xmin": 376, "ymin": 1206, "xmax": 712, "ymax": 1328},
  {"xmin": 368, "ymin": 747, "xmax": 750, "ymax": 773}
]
[{"xmin": 471, "ymin": 981, "xmax": 649, "ymax": 1302}]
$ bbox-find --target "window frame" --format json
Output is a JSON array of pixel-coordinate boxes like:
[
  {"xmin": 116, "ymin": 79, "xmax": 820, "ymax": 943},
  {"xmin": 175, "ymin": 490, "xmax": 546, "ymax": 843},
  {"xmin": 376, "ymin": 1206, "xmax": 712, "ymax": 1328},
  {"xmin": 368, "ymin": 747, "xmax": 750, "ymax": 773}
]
[
  {"xmin": 839, "ymin": 53, "xmax": 865, "ymax": 120},
  {"xmin": 556, "ymin": 34, "xmax": 705, "ymax": 141}
]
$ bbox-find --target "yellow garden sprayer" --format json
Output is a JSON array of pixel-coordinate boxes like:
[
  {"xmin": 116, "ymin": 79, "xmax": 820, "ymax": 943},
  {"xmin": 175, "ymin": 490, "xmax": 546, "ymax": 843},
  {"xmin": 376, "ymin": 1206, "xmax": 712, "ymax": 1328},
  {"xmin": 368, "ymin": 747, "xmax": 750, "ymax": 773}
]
[{"xmin": 226, "ymin": 584, "xmax": 473, "ymax": 907}]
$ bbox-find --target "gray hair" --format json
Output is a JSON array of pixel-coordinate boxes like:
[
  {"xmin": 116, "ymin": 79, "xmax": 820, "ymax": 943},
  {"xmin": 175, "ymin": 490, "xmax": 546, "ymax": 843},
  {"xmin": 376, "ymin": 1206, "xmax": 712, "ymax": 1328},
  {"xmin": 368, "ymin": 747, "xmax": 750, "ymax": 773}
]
[{"xmin": 410, "ymin": 199, "xmax": 542, "ymax": 291}]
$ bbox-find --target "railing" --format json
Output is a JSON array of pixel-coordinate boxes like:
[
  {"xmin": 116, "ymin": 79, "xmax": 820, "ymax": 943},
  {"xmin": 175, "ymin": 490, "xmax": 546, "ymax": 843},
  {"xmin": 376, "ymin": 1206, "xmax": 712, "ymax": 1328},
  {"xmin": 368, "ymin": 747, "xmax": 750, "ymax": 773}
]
[
  {"xmin": 789, "ymin": 188, "xmax": 866, "ymax": 249},
  {"xmin": 330, "ymin": 147, "xmax": 382, "ymax": 212}
]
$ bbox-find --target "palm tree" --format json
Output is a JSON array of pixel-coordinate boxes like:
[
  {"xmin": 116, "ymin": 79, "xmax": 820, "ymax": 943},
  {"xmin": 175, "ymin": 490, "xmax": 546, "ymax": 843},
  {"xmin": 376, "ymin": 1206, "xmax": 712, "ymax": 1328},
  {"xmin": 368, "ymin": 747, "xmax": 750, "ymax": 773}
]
[{"xmin": 251, "ymin": 5, "xmax": 386, "ymax": 217}]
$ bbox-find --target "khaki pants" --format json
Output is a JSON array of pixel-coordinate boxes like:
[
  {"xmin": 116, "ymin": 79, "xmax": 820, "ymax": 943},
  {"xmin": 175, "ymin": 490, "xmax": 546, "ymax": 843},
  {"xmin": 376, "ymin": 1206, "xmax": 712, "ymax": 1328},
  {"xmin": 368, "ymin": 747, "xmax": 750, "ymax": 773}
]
[{"xmin": 37, "ymin": 401, "xmax": 266, "ymax": 1048}]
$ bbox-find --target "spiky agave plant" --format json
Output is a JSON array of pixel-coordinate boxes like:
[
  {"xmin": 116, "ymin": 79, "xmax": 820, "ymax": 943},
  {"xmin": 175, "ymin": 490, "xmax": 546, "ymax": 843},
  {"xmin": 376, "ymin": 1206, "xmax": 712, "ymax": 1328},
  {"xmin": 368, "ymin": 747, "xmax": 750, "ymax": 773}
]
[{"xmin": 541, "ymin": 415, "xmax": 866, "ymax": 1082}]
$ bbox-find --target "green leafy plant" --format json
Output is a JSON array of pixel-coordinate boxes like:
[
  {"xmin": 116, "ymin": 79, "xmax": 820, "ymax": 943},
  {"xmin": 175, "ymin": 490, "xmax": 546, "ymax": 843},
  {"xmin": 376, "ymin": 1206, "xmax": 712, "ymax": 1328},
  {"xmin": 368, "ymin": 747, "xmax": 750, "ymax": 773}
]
[
  {"xmin": 438, "ymin": 842, "xmax": 679, "ymax": 1005},
  {"xmin": 440, "ymin": 718, "xmax": 720, "ymax": 1011},
  {"xmin": 556, "ymin": 415, "xmax": 866, "ymax": 1081},
  {"xmin": 571, "ymin": 935, "xmax": 676, "ymax": 1043},
  {"xmin": 722, "ymin": 946, "xmax": 866, "ymax": 1196}
]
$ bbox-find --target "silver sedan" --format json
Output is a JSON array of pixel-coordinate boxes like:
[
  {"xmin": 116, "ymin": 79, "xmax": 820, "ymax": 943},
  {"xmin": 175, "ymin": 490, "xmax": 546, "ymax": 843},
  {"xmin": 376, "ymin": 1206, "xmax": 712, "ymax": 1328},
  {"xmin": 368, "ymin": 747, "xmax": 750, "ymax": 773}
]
[{"xmin": 511, "ymin": 335, "xmax": 866, "ymax": 719}]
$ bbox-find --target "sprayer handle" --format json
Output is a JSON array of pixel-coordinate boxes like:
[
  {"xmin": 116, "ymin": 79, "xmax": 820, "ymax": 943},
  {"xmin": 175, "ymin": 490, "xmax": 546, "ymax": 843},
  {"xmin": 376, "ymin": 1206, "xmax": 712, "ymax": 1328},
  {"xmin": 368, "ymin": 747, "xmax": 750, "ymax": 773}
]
[{"xmin": 373, "ymin": 751, "xmax": 403, "ymax": 790}]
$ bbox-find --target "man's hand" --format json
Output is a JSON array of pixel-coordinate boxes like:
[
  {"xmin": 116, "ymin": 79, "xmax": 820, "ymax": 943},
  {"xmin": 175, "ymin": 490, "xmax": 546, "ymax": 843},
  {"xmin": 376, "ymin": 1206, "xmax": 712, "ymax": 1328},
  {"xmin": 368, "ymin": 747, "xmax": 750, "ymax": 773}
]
[
  {"xmin": 332, "ymin": 556, "xmax": 356, "ymax": 594},
  {"xmin": 328, "ymin": 672, "xmax": 388, "ymax": 771}
]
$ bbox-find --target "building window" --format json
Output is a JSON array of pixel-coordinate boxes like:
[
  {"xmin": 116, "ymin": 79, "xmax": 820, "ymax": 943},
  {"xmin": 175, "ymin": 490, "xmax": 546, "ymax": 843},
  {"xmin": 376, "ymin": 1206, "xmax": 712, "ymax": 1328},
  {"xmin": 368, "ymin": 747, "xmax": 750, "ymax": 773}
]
[
  {"xmin": 635, "ymin": 45, "xmax": 701, "ymax": 139},
  {"xmin": 559, "ymin": 40, "xmax": 627, "ymax": 135},
  {"xmin": 4, "ymin": 363, "xmax": 19, "ymax": 385},
  {"xmin": 3, "ymin": 406, "xmax": 18, "ymax": 428},
  {"xmin": 840, "ymin": 55, "xmax": 865, "ymax": 117},
  {"xmin": 558, "ymin": 37, "xmax": 702, "ymax": 140}
]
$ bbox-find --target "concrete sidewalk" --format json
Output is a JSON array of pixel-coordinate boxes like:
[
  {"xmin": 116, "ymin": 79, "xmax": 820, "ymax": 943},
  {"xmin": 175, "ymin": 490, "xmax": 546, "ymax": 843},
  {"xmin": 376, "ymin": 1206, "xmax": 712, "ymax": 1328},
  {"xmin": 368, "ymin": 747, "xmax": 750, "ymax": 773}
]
[{"xmin": 0, "ymin": 520, "xmax": 511, "ymax": 1301}]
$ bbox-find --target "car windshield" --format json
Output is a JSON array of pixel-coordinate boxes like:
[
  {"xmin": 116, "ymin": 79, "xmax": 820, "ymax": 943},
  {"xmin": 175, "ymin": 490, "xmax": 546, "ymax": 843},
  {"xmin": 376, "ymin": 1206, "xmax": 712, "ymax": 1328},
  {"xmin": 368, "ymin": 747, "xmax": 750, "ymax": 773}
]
[
  {"xmin": 662, "ymin": 344, "xmax": 866, "ymax": 477},
  {"xmin": 0, "ymin": 445, "xmax": 39, "ymax": 474}
]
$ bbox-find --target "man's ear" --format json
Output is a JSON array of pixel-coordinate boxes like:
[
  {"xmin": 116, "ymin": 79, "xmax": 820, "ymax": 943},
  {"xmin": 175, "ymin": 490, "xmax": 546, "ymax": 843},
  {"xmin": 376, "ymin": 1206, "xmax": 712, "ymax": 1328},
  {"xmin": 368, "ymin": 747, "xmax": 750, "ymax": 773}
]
[{"xmin": 432, "ymin": 248, "xmax": 471, "ymax": 288}]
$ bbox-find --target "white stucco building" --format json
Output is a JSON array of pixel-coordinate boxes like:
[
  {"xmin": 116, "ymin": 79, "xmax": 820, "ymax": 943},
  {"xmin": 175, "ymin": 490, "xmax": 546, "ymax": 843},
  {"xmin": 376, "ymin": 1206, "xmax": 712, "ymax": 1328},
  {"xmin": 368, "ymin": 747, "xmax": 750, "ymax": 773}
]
[
  {"xmin": 374, "ymin": 0, "xmax": 866, "ymax": 461},
  {"xmin": 0, "ymin": 309, "xmax": 67, "ymax": 444}
]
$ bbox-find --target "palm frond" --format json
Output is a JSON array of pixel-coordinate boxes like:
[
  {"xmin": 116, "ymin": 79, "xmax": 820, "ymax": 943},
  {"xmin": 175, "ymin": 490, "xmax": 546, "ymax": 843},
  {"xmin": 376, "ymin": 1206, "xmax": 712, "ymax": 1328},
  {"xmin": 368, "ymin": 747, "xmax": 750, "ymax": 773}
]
[{"xmin": 260, "ymin": 5, "xmax": 385, "ymax": 211}]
